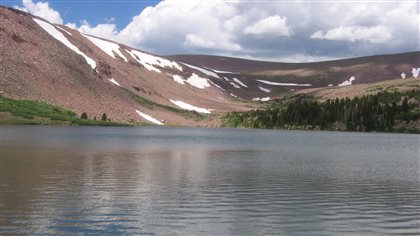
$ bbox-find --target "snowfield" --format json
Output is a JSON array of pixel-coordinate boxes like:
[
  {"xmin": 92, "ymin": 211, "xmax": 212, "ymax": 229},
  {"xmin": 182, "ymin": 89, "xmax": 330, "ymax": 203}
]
[
  {"xmin": 135, "ymin": 110, "xmax": 164, "ymax": 125},
  {"xmin": 171, "ymin": 74, "xmax": 185, "ymax": 85},
  {"xmin": 185, "ymin": 73, "xmax": 211, "ymax": 89},
  {"xmin": 182, "ymin": 63, "xmax": 220, "ymax": 78},
  {"xmin": 257, "ymin": 79, "xmax": 312, "ymax": 87},
  {"xmin": 230, "ymin": 82, "xmax": 241, "ymax": 89},
  {"xmin": 83, "ymin": 34, "xmax": 127, "ymax": 62},
  {"xmin": 169, "ymin": 99, "xmax": 211, "ymax": 114},
  {"xmin": 33, "ymin": 18, "xmax": 96, "ymax": 69},
  {"xmin": 258, "ymin": 86, "xmax": 271, "ymax": 93},
  {"xmin": 208, "ymin": 68, "xmax": 238, "ymax": 74},
  {"xmin": 412, "ymin": 68, "xmax": 420, "ymax": 78},
  {"xmin": 127, "ymin": 49, "xmax": 182, "ymax": 73},
  {"xmin": 108, "ymin": 78, "xmax": 120, "ymax": 86},
  {"xmin": 252, "ymin": 97, "xmax": 271, "ymax": 102},
  {"xmin": 233, "ymin": 78, "xmax": 248, "ymax": 87},
  {"xmin": 338, "ymin": 76, "xmax": 356, "ymax": 87}
]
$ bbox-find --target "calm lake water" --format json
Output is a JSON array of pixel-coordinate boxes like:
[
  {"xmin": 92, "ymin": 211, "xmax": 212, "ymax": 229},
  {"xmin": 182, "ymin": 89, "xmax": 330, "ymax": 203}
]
[{"xmin": 1, "ymin": 125, "xmax": 419, "ymax": 235}]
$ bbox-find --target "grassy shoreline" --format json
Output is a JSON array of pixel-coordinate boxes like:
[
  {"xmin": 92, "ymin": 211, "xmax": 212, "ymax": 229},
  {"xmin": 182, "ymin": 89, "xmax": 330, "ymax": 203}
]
[{"xmin": 0, "ymin": 96, "xmax": 132, "ymax": 127}]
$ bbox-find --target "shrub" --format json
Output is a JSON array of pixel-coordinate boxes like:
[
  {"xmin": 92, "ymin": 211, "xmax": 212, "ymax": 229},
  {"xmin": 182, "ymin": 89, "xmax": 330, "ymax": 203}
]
[{"xmin": 81, "ymin": 112, "xmax": 88, "ymax": 119}]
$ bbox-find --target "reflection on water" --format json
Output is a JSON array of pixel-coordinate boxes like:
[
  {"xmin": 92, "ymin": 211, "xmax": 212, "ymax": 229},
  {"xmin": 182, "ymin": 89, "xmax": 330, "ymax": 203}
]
[{"xmin": 1, "ymin": 126, "xmax": 419, "ymax": 235}]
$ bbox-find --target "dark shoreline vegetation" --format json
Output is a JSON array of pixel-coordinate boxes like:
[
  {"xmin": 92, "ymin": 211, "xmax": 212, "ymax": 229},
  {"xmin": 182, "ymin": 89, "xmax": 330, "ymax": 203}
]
[{"xmin": 222, "ymin": 90, "xmax": 420, "ymax": 133}]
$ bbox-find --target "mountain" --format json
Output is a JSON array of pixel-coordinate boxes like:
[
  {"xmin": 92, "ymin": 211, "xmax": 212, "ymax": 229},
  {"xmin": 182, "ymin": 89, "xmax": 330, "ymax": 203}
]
[
  {"xmin": 168, "ymin": 52, "xmax": 419, "ymax": 98},
  {"xmin": 1, "ymin": 6, "xmax": 419, "ymax": 126}
]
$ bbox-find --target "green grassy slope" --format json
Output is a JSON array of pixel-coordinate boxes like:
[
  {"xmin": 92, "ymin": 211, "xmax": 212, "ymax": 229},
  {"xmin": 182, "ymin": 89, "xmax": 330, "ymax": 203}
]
[{"xmin": 0, "ymin": 96, "xmax": 130, "ymax": 126}]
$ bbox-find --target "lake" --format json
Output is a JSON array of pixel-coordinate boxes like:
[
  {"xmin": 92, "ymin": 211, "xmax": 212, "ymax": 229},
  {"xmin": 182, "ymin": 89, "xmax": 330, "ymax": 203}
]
[{"xmin": 1, "ymin": 125, "xmax": 419, "ymax": 235}]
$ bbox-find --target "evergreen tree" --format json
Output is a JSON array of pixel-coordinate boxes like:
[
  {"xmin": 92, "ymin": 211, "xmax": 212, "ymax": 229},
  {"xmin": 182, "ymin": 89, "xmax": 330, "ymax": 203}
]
[
  {"xmin": 402, "ymin": 97, "xmax": 409, "ymax": 121},
  {"xmin": 81, "ymin": 112, "xmax": 88, "ymax": 119},
  {"xmin": 101, "ymin": 113, "xmax": 107, "ymax": 121}
]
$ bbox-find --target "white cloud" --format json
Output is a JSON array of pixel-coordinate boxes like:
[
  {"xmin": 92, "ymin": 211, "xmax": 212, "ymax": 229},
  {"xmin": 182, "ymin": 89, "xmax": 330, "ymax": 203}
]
[
  {"xmin": 76, "ymin": 20, "xmax": 118, "ymax": 39},
  {"xmin": 311, "ymin": 26, "xmax": 392, "ymax": 43},
  {"xmin": 65, "ymin": 22, "xmax": 77, "ymax": 29},
  {"xmin": 111, "ymin": 1, "xmax": 418, "ymax": 60},
  {"xmin": 15, "ymin": 0, "xmax": 62, "ymax": 24},
  {"xmin": 114, "ymin": 0, "xmax": 240, "ymax": 53},
  {"xmin": 184, "ymin": 34, "xmax": 241, "ymax": 51},
  {"xmin": 244, "ymin": 15, "xmax": 292, "ymax": 36}
]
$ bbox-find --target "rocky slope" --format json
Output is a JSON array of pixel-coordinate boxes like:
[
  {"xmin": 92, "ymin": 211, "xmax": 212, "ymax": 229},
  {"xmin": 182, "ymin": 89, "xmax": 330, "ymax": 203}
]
[
  {"xmin": 0, "ymin": 7, "xmax": 252, "ymax": 126},
  {"xmin": 1, "ymin": 6, "xmax": 419, "ymax": 126}
]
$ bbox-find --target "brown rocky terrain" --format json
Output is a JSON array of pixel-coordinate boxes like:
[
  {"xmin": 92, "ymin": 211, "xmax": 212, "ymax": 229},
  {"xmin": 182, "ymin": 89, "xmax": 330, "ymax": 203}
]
[{"xmin": 0, "ymin": 7, "xmax": 252, "ymax": 126}]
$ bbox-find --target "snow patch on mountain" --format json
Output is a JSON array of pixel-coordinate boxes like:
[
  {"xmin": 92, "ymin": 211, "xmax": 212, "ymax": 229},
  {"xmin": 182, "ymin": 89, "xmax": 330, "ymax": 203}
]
[
  {"xmin": 127, "ymin": 49, "xmax": 182, "ymax": 72},
  {"xmin": 136, "ymin": 110, "xmax": 164, "ymax": 125},
  {"xmin": 257, "ymin": 79, "xmax": 312, "ymax": 87},
  {"xmin": 171, "ymin": 74, "xmax": 185, "ymax": 85},
  {"xmin": 169, "ymin": 99, "xmax": 211, "ymax": 114},
  {"xmin": 338, "ymin": 76, "xmax": 355, "ymax": 87},
  {"xmin": 209, "ymin": 68, "xmax": 238, "ymax": 74},
  {"xmin": 412, "ymin": 68, "xmax": 420, "ymax": 78},
  {"xmin": 252, "ymin": 97, "xmax": 271, "ymax": 102},
  {"xmin": 233, "ymin": 78, "xmax": 248, "ymax": 87},
  {"xmin": 185, "ymin": 73, "xmax": 211, "ymax": 89},
  {"xmin": 33, "ymin": 18, "xmax": 96, "ymax": 69},
  {"xmin": 181, "ymin": 63, "xmax": 220, "ymax": 78},
  {"xmin": 230, "ymin": 93, "xmax": 239, "ymax": 98},
  {"xmin": 127, "ymin": 50, "xmax": 160, "ymax": 72},
  {"xmin": 258, "ymin": 86, "xmax": 271, "ymax": 93},
  {"xmin": 230, "ymin": 82, "xmax": 241, "ymax": 89},
  {"xmin": 108, "ymin": 78, "xmax": 120, "ymax": 86},
  {"xmin": 83, "ymin": 34, "xmax": 128, "ymax": 62}
]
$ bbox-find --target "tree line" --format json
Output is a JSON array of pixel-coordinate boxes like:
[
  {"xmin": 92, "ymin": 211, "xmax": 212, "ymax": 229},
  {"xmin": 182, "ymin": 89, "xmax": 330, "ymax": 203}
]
[{"xmin": 223, "ymin": 90, "xmax": 420, "ymax": 133}]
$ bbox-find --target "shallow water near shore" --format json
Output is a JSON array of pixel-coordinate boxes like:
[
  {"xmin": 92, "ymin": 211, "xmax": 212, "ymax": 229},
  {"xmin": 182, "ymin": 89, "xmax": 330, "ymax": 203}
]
[{"xmin": 1, "ymin": 125, "xmax": 419, "ymax": 235}]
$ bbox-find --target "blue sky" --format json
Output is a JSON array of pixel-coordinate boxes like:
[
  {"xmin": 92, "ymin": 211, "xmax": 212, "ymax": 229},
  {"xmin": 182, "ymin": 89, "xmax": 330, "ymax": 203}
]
[
  {"xmin": 3, "ymin": 0, "xmax": 159, "ymax": 28},
  {"xmin": 4, "ymin": 0, "xmax": 419, "ymax": 62}
]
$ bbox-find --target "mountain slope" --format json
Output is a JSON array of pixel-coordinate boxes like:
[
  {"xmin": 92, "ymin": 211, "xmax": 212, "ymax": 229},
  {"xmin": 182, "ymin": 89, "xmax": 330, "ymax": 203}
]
[
  {"xmin": 1, "ymin": 6, "xmax": 419, "ymax": 126},
  {"xmin": 0, "ymin": 7, "xmax": 251, "ymax": 126}
]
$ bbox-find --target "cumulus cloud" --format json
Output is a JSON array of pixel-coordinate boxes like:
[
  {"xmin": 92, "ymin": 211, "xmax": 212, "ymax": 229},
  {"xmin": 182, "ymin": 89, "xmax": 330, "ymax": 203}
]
[
  {"xmin": 113, "ymin": 1, "xmax": 418, "ymax": 61},
  {"xmin": 311, "ymin": 26, "xmax": 392, "ymax": 43},
  {"xmin": 184, "ymin": 34, "xmax": 241, "ymax": 51},
  {"xmin": 14, "ymin": 0, "xmax": 62, "ymax": 24},
  {"xmin": 13, "ymin": 0, "xmax": 420, "ymax": 62},
  {"xmin": 76, "ymin": 20, "xmax": 118, "ymax": 39},
  {"xmin": 244, "ymin": 15, "xmax": 292, "ymax": 37}
]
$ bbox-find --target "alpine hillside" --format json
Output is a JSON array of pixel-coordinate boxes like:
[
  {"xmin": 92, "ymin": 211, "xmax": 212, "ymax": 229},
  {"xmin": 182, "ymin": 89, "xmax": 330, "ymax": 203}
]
[{"xmin": 1, "ymin": 6, "xmax": 419, "ymax": 127}]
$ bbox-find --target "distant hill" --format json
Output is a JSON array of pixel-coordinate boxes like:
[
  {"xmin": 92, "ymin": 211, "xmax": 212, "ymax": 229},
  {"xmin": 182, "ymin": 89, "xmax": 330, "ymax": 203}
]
[{"xmin": 168, "ymin": 52, "xmax": 420, "ymax": 97}]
